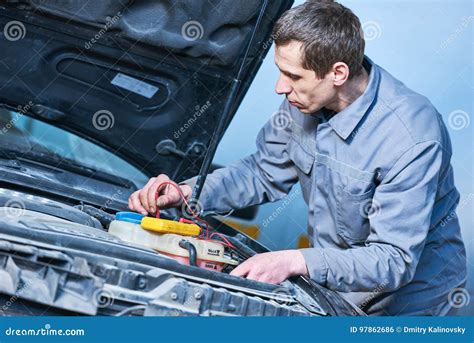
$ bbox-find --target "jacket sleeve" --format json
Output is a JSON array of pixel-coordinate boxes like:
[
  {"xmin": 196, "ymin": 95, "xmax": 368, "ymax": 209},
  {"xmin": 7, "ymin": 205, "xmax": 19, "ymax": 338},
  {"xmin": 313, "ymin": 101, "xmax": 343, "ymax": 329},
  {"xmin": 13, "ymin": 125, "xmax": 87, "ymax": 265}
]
[
  {"xmin": 300, "ymin": 140, "xmax": 445, "ymax": 292},
  {"xmin": 182, "ymin": 101, "xmax": 299, "ymax": 213}
]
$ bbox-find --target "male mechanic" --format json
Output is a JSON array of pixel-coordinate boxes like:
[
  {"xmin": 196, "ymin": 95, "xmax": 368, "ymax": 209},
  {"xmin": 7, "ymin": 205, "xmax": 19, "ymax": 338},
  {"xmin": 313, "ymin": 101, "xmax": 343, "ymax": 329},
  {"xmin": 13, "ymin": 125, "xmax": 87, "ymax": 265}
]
[{"xmin": 128, "ymin": 1, "xmax": 466, "ymax": 315}]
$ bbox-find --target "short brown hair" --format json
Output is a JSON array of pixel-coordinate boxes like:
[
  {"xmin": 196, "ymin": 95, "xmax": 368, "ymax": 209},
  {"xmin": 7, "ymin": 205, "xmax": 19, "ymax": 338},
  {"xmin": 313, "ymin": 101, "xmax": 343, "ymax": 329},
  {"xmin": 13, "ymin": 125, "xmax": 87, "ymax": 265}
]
[{"xmin": 273, "ymin": 0, "xmax": 365, "ymax": 79}]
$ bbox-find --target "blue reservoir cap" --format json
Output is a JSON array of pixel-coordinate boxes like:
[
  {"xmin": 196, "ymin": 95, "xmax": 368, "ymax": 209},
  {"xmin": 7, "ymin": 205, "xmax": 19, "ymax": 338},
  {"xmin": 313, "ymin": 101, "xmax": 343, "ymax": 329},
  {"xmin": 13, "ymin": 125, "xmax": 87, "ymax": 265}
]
[{"xmin": 115, "ymin": 211, "xmax": 145, "ymax": 224}]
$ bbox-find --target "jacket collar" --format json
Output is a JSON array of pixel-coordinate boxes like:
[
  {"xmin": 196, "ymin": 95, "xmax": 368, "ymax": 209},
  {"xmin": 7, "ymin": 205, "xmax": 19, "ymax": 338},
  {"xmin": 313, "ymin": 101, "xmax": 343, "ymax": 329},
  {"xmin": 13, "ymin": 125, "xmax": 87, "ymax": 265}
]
[{"xmin": 323, "ymin": 56, "xmax": 380, "ymax": 140}]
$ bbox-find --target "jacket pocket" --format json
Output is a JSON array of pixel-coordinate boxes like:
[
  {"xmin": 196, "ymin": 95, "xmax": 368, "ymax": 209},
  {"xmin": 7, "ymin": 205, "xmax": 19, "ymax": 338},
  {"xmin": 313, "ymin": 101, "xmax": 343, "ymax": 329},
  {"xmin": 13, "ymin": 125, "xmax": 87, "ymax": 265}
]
[
  {"xmin": 335, "ymin": 178, "xmax": 376, "ymax": 246},
  {"xmin": 287, "ymin": 137, "xmax": 315, "ymax": 175}
]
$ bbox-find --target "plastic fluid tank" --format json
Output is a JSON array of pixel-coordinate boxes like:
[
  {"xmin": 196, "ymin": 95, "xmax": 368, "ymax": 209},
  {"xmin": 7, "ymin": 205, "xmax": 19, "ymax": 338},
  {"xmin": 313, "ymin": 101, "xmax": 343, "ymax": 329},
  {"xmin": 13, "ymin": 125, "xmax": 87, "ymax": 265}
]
[{"xmin": 109, "ymin": 215, "xmax": 238, "ymax": 272}]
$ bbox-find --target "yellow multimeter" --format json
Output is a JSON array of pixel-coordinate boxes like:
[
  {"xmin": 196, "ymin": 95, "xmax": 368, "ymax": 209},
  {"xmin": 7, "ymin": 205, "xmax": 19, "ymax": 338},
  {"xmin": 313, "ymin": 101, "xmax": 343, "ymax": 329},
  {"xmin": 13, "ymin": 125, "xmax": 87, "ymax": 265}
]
[{"xmin": 140, "ymin": 217, "xmax": 200, "ymax": 236}]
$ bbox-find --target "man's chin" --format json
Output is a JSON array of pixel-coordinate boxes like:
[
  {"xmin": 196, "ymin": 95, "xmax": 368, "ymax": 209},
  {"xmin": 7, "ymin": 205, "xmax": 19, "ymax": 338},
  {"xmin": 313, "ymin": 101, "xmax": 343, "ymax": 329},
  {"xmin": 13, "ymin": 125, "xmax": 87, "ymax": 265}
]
[
  {"xmin": 298, "ymin": 107, "xmax": 316, "ymax": 114},
  {"xmin": 301, "ymin": 105, "xmax": 324, "ymax": 114},
  {"xmin": 288, "ymin": 101, "xmax": 318, "ymax": 114},
  {"xmin": 290, "ymin": 102, "xmax": 307, "ymax": 112}
]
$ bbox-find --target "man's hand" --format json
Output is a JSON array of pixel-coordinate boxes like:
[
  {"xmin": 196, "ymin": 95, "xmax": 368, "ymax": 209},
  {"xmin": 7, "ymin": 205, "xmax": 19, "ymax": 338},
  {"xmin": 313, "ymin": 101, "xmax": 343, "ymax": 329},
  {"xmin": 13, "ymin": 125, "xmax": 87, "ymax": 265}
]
[
  {"xmin": 230, "ymin": 250, "xmax": 309, "ymax": 284},
  {"xmin": 128, "ymin": 174, "xmax": 192, "ymax": 215}
]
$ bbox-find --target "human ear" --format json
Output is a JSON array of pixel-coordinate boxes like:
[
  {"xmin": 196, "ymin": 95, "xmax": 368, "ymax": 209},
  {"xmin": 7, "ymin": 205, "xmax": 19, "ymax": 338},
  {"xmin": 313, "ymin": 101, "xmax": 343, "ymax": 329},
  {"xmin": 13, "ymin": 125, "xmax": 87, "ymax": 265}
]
[{"xmin": 332, "ymin": 62, "xmax": 349, "ymax": 86}]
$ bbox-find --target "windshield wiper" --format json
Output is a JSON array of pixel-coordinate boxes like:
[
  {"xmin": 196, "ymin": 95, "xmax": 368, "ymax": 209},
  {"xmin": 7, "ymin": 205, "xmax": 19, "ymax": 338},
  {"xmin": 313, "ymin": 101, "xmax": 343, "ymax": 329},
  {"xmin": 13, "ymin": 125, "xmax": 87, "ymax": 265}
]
[{"xmin": 0, "ymin": 147, "xmax": 135, "ymax": 189}]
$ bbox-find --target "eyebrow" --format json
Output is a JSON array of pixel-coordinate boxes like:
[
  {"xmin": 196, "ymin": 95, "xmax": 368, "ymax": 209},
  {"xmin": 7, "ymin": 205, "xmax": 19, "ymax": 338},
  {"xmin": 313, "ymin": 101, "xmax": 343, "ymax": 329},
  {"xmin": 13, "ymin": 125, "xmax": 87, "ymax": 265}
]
[{"xmin": 275, "ymin": 64, "xmax": 302, "ymax": 78}]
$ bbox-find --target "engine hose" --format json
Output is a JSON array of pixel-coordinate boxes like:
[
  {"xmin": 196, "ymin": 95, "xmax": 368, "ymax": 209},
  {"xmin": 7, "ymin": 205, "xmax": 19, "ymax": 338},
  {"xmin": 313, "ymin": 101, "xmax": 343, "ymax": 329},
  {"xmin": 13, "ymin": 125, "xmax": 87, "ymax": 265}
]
[{"xmin": 179, "ymin": 239, "xmax": 197, "ymax": 267}]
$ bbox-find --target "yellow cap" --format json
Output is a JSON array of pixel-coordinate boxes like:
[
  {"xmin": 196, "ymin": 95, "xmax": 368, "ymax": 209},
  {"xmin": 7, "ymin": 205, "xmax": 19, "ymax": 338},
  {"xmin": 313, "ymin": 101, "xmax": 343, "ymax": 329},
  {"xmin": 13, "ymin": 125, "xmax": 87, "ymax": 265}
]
[{"xmin": 140, "ymin": 217, "xmax": 200, "ymax": 236}]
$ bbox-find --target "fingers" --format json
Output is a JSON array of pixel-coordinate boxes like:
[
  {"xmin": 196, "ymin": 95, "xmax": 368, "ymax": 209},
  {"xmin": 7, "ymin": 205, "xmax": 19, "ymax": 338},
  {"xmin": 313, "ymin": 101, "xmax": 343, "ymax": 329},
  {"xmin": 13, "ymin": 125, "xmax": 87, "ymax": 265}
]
[
  {"xmin": 180, "ymin": 184, "xmax": 193, "ymax": 200},
  {"xmin": 230, "ymin": 260, "xmax": 251, "ymax": 278},
  {"xmin": 241, "ymin": 260, "xmax": 264, "ymax": 282},
  {"xmin": 128, "ymin": 192, "xmax": 134, "ymax": 211},
  {"xmin": 231, "ymin": 263, "xmax": 269, "ymax": 283},
  {"xmin": 147, "ymin": 174, "xmax": 170, "ymax": 213},
  {"xmin": 129, "ymin": 174, "xmax": 171, "ymax": 215},
  {"xmin": 229, "ymin": 254, "xmax": 281, "ymax": 284},
  {"xmin": 154, "ymin": 175, "xmax": 182, "ymax": 209},
  {"xmin": 246, "ymin": 271, "xmax": 275, "ymax": 284},
  {"xmin": 138, "ymin": 177, "xmax": 158, "ymax": 214},
  {"xmin": 127, "ymin": 175, "xmax": 194, "ymax": 216},
  {"xmin": 128, "ymin": 190, "xmax": 147, "ymax": 215},
  {"xmin": 129, "ymin": 174, "xmax": 185, "ymax": 216},
  {"xmin": 156, "ymin": 193, "xmax": 176, "ymax": 208}
]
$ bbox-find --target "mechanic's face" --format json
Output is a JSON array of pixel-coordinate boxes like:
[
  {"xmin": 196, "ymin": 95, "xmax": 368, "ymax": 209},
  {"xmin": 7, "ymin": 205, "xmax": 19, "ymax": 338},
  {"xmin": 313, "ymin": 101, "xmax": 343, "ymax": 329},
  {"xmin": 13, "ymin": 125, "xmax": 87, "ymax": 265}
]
[{"xmin": 274, "ymin": 40, "xmax": 335, "ymax": 113}]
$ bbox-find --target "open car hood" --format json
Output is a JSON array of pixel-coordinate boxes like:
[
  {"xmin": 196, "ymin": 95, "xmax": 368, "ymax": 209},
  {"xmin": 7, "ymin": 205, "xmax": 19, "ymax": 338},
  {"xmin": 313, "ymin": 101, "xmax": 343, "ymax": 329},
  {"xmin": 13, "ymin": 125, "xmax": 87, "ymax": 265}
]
[{"xmin": 0, "ymin": 0, "xmax": 292, "ymax": 181}]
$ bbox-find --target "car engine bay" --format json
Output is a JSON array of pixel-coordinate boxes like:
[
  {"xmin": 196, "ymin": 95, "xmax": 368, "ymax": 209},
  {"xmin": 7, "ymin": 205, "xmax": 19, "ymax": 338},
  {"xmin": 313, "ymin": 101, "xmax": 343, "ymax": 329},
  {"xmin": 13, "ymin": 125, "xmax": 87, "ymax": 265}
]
[{"xmin": 0, "ymin": 187, "xmax": 362, "ymax": 317}]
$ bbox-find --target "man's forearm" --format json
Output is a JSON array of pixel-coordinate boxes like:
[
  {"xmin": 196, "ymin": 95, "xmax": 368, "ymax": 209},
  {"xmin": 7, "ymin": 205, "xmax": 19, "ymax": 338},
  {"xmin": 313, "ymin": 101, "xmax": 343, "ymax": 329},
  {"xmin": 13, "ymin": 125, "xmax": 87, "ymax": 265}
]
[{"xmin": 182, "ymin": 154, "xmax": 297, "ymax": 213}]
